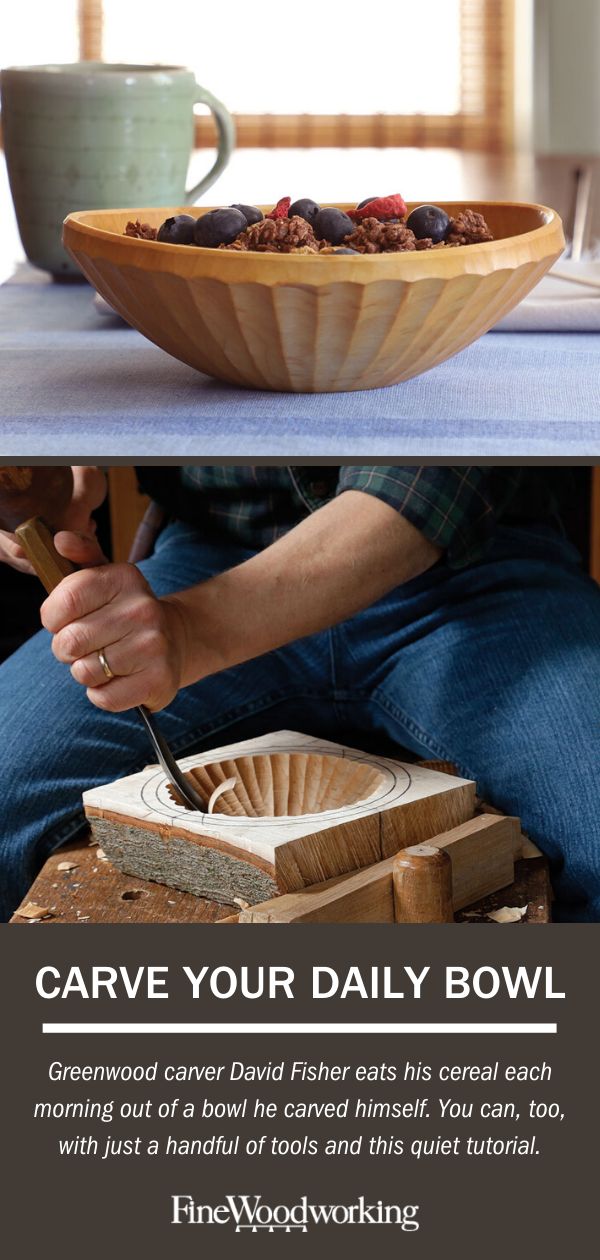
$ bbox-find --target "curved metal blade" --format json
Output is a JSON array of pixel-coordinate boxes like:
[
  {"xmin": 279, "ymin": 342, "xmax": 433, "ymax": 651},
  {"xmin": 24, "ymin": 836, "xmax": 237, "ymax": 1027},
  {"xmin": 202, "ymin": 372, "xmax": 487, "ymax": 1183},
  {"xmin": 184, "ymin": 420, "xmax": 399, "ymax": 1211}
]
[{"xmin": 136, "ymin": 705, "xmax": 207, "ymax": 813}]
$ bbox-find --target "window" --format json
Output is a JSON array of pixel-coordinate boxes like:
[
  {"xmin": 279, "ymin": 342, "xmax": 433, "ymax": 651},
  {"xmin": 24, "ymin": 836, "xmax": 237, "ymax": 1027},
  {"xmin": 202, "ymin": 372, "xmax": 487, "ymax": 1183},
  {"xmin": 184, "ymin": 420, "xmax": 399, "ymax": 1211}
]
[
  {"xmin": 1, "ymin": 1, "xmax": 79, "ymax": 66},
  {"xmin": 3, "ymin": 0, "xmax": 515, "ymax": 150},
  {"xmin": 101, "ymin": 1, "xmax": 463, "ymax": 117}
]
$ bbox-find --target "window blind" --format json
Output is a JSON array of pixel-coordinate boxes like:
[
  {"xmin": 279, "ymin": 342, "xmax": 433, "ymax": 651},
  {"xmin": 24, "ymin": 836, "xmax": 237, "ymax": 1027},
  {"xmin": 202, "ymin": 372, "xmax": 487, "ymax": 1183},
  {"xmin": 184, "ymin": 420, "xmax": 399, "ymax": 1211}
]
[
  {"xmin": 75, "ymin": 0, "xmax": 515, "ymax": 150},
  {"xmin": 78, "ymin": 0, "xmax": 102, "ymax": 61}
]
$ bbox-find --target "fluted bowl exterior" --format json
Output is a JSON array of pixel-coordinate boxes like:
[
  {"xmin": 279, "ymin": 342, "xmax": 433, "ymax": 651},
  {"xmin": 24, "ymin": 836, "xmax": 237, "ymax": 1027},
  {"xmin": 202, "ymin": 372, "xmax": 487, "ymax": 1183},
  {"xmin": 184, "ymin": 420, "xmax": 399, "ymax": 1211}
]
[{"xmin": 63, "ymin": 202, "xmax": 564, "ymax": 392}]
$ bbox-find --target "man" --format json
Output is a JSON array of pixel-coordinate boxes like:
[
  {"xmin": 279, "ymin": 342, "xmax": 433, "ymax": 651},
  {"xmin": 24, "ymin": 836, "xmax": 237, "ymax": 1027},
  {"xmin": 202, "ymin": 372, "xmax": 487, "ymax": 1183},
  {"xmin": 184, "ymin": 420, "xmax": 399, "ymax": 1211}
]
[{"xmin": 0, "ymin": 465, "xmax": 598, "ymax": 921}]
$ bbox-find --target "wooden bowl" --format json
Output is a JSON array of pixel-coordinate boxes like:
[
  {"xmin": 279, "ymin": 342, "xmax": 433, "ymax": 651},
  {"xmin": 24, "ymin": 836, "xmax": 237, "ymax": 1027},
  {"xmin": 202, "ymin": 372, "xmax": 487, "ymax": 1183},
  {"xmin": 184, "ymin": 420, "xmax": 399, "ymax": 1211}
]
[
  {"xmin": 167, "ymin": 751, "xmax": 386, "ymax": 817},
  {"xmin": 63, "ymin": 202, "xmax": 564, "ymax": 392}
]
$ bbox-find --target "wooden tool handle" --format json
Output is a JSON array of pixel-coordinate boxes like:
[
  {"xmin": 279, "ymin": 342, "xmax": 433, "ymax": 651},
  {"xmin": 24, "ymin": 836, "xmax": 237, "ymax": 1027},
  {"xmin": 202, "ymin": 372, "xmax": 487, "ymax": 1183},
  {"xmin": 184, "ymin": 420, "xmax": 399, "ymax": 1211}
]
[
  {"xmin": 393, "ymin": 844, "xmax": 454, "ymax": 923},
  {"xmin": 15, "ymin": 517, "xmax": 75, "ymax": 594}
]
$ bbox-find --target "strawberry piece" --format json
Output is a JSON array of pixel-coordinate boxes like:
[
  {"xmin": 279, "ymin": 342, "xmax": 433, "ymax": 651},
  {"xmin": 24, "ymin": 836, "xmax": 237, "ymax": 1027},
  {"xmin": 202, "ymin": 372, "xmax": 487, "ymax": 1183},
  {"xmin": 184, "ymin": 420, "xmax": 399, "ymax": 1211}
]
[
  {"xmin": 266, "ymin": 196, "xmax": 292, "ymax": 220},
  {"xmin": 349, "ymin": 194, "xmax": 408, "ymax": 222}
]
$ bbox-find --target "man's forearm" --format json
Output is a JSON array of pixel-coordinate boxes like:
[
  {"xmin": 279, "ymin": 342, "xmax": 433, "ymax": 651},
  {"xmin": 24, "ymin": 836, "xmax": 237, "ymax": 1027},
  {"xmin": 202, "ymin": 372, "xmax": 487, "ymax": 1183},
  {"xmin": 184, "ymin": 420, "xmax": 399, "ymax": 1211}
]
[{"xmin": 168, "ymin": 491, "xmax": 442, "ymax": 686}]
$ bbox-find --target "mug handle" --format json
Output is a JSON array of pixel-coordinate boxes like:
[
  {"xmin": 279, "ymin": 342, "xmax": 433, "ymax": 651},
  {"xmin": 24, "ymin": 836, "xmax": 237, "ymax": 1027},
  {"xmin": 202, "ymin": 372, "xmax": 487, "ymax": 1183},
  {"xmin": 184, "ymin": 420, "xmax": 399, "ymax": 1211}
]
[{"xmin": 185, "ymin": 85, "xmax": 235, "ymax": 202}]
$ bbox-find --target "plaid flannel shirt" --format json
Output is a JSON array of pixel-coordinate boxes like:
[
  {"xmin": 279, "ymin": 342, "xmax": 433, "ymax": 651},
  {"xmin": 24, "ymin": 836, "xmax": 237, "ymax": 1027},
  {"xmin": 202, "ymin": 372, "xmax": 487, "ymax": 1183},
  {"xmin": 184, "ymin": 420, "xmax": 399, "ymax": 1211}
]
[{"xmin": 135, "ymin": 466, "xmax": 551, "ymax": 569}]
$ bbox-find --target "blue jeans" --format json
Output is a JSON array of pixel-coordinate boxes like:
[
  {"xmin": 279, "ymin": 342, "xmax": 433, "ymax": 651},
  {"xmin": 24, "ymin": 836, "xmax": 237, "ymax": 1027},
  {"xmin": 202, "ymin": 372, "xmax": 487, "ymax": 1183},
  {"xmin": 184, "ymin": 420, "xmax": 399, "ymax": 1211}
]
[{"xmin": 1, "ymin": 520, "xmax": 598, "ymax": 921}]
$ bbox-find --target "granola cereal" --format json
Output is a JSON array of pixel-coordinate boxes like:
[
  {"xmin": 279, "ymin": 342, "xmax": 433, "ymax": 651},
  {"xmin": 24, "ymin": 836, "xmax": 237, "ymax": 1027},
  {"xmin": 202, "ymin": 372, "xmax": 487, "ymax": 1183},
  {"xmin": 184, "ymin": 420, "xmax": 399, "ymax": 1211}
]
[
  {"xmin": 342, "ymin": 219, "xmax": 418, "ymax": 254},
  {"xmin": 122, "ymin": 196, "xmax": 495, "ymax": 255},
  {"xmin": 446, "ymin": 209, "xmax": 494, "ymax": 246},
  {"xmin": 124, "ymin": 219, "xmax": 158, "ymax": 241},
  {"xmin": 223, "ymin": 215, "xmax": 320, "ymax": 253}
]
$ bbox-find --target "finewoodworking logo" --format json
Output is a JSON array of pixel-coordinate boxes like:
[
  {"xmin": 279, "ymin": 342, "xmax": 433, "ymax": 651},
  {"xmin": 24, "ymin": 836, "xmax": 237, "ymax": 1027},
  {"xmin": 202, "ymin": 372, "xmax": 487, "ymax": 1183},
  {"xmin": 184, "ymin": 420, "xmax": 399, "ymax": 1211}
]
[{"xmin": 171, "ymin": 1194, "xmax": 420, "ymax": 1231}]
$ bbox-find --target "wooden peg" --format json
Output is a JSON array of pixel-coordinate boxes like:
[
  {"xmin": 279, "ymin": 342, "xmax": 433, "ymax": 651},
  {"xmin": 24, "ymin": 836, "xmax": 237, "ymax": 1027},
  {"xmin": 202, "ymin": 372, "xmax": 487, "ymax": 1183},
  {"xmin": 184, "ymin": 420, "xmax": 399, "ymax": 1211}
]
[
  {"xmin": 393, "ymin": 843, "xmax": 454, "ymax": 923},
  {"xmin": 15, "ymin": 517, "xmax": 75, "ymax": 594}
]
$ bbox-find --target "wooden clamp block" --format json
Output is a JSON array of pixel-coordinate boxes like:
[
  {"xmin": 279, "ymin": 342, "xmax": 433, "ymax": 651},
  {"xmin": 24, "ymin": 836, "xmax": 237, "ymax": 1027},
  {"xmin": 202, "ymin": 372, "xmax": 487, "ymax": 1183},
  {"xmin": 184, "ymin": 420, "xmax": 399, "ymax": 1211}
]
[
  {"xmin": 83, "ymin": 731, "xmax": 475, "ymax": 907},
  {"xmin": 240, "ymin": 860, "xmax": 397, "ymax": 924},
  {"xmin": 239, "ymin": 813, "xmax": 519, "ymax": 923},
  {"xmin": 434, "ymin": 813, "xmax": 519, "ymax": 908},
  {"xmin": 477, "ymin": 799, "xmax": 543, "ymax": 860}
]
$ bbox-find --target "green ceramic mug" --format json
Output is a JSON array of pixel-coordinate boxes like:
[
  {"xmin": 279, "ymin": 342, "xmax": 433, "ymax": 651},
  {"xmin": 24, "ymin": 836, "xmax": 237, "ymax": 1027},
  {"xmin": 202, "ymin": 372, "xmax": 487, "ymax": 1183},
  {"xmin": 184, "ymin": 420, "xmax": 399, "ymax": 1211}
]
[{"xmin": 1, "ymin": 62, "xmax": 235, "ymax": 276}]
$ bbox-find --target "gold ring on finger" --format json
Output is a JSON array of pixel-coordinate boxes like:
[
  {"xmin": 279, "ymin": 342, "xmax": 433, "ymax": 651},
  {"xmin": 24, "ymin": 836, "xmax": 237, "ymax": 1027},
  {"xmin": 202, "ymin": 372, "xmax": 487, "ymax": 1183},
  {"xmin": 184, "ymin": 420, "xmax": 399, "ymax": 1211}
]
[{"xmin": 98, "ymin": 649, "xmax": 115, "ymax": 680}]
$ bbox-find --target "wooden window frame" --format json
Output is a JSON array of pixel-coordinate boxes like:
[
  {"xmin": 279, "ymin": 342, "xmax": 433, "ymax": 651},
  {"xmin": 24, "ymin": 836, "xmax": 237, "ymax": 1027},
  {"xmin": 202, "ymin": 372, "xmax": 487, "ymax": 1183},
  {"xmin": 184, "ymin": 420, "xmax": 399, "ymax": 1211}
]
[
  {"xmin": 78, "ymin": 0, "xmax": 103, "ymax": 61},
  {"xmin": 78, "ymin": 0, "xmax": 515, "ymax": 150}
]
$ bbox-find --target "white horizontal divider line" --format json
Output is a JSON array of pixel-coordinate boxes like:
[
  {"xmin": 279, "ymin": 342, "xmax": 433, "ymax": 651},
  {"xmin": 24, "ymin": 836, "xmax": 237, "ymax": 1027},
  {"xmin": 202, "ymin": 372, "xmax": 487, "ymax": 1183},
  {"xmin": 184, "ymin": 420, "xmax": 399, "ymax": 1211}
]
[{"xmin": 42, "ymin": 1022, "xmax": 557, "ymax": 1035}]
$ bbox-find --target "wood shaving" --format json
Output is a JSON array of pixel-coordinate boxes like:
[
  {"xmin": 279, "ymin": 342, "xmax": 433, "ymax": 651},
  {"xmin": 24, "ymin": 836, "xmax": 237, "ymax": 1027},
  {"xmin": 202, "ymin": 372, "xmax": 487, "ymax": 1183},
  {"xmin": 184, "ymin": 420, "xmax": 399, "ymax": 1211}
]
[
  {"xmin": 96, "ymin": 848, "xmax": 108, "ymax": 860},
  {"xmin": 520, "ymin": 833, "xmax": 543, "ymax": 858},
  {"xmin": 487, "ymin": 905, "xmax": 528, "ymax": 924},
  {"xmin": 208, "ymin": 777, "xmax": 237, "ymax": 815},
  {"xmin": 57, "ymin": 860, "xmax": 79, "ymax": 872},
  {"xmin": 233, "ymin": 896, "xmax": 251, "ymax": 910},
  {"xmin": 17, "ymin": 902, "xmax": 52, "ymax": 920}
]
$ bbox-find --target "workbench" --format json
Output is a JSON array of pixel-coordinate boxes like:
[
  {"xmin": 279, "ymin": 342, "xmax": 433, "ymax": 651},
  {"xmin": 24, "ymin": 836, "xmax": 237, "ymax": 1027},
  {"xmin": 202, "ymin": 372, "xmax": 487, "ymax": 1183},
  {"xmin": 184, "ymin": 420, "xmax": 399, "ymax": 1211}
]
[{"xmin": 10, "ymin": 834, "xmax": 552, "ymax": 925}]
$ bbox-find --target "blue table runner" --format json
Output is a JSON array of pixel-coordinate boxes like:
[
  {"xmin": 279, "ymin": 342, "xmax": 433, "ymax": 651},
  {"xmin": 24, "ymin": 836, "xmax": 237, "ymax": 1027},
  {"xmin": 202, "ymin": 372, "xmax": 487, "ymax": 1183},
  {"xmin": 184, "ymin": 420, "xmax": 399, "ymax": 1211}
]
[{"xmin": 1, "ymin": 268, "xmax": 599, "ymax": 455}]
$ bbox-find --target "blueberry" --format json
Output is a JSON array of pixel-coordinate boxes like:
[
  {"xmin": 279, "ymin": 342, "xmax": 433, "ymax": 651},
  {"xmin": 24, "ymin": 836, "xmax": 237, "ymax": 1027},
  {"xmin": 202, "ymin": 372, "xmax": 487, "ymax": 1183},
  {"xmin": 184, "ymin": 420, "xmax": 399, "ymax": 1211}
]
[
  {"xmin": 156, "ymin": 214, "xmax": 197, "ymax": 245},
  {"xmin": 406, "ymin": 204, "xmax": 450, "ymax": 243},
  {"xmin": 314, "ymin": 207, "xmax": 354, "ymax": 246},
  {"xmin": 194, "ymin": 207, "xmax": 247, "ymax": 248},
  {"xmin": 333, "ymin": 247, "xmax": 360, "ymax": 254},
  {"xmin": 230, "ymin": 203, "xmax": 263, "ymax": 226},
  {"xmin": 289, "ymin": 198, "xmax": 320, "ymax": 226},
  {"xmin": 356, "ymin": 196, "xmax": 380, "ymax": 210}
]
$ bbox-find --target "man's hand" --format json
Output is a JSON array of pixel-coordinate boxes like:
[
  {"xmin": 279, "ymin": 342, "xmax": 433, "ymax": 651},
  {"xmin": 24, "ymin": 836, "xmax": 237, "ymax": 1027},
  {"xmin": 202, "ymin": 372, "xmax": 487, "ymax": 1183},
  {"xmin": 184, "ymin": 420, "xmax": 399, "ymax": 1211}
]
[
  {"xmin": 0, "ymin": 467, "xmax": 107, "ymax": 575},
  {"xmin": 41, "ymin": 564, "xmax": 191, "ymax": 713},
  {"xmin": 39, "ymin": 488, "xmax": 442, "ymax": 715}
]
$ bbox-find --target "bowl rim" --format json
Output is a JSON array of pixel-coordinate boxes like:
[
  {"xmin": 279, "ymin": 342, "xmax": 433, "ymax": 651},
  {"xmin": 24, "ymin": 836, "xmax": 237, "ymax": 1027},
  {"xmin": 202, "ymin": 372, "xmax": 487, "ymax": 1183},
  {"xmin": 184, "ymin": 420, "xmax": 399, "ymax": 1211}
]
[{"xmin": 63, "ymin": 200, "xmax": 565, "ymax": 284}]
